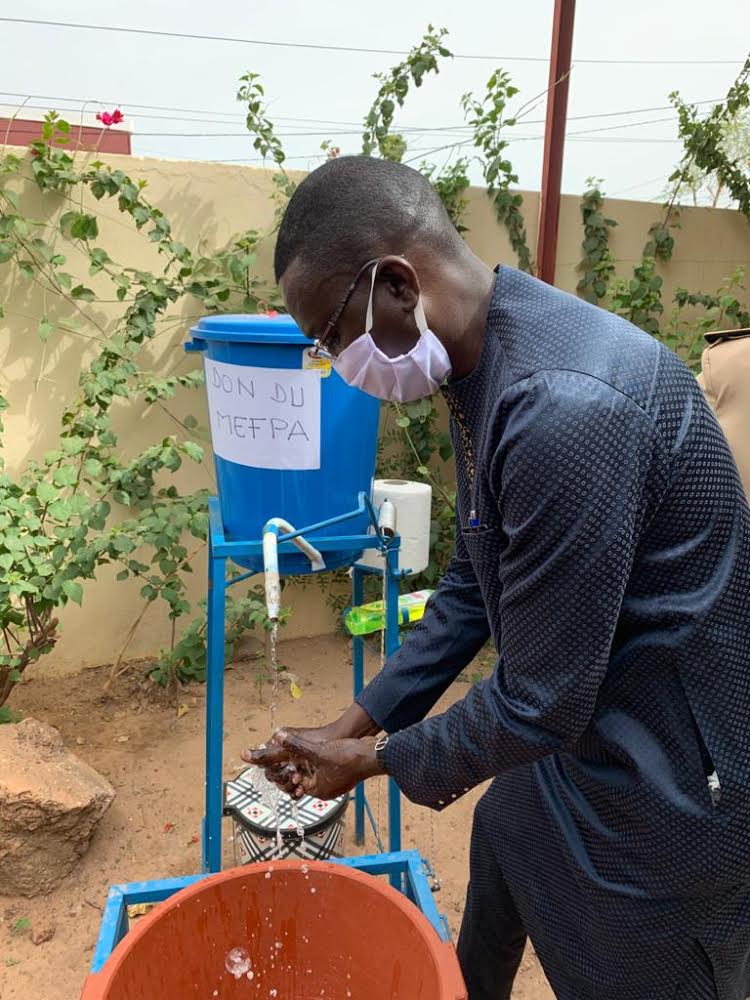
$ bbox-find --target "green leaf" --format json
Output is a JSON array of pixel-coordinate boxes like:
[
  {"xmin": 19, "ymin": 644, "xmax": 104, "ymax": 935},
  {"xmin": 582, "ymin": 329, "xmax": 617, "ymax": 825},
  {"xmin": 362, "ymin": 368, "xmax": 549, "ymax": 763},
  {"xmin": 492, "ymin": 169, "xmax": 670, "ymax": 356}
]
[
  {"xmin": 71, "ymin": 285, "xmax": 96, "ymax": 302},
  {"xmin": 47, "ymin": 499, "xmax": 73, "ymax": 521},
  {"xmin": 62, "ymin": 580, "xmax": 83, "ymax": 605},
  {"xmin": 37, "ymin": 318, "xmax": 54, "ymax": 342},
  {"xmin": 60, "ymin": 436, "xmax": 86, "ymax": 455},
  {"xmin": 182, "ymin": 441, "xmax": 203, "ymax": 463},
  {"xmin": 60, "ymin": 211, "xmax": 99, "ymax": 241},
  {"xmin": 83, "ymin": 458, "xmax": 103, "ymax": 477},
  {"xmin": 52, "ymin": 465, "xmax": 77, "ymax": 487},
  {"xmin": 0, "ymin": 188, "xmax": 20, "ymax": 211},
  {"xmin": 0, "ymin": 553, "xmax": 14, "ymax": 571},
  {"xmin": 111, "ymin": 535, "xmax": 136, "ymax": 554},
  {"xmin": 395, "ymin": 416, "xmax": 411, "ymax": 428},
  {"xmin": 0, "ymin": 706, "xmax": 23, "ymax": 724},
  {"xmin": 36, "ymin": 482, "xmax": 58, "ymax": 503}
]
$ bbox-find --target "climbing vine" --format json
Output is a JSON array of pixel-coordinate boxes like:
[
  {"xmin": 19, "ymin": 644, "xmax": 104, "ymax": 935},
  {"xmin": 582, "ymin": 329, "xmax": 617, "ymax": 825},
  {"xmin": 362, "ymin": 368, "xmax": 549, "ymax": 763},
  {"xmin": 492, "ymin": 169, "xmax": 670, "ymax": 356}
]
[
  {"xmin": 576, "ymin": 180, "xmax": 618, "ymax": 304},
  {"xmin": 462, "ymin": 70, "xmax": 533, "ymax": 272},
  {"xmin": 0, "ymin": 112, "xmax": 282, "ymax": 712},
  {"xmin": 361, "ymin": 26, "xmax": 452, "ymax": 161},
  {"xmin": 419, "ymin": 159, "xmax": 472, "ymax": 233},
  {"xmin": 237, "ymin": 73, "xmax": 297, "ymax": 223},
  {"xmin": 669, "ymin": 55, "xmax": 750, "ymax": 218},
  {"xmin": 665, "ymin": 268, "xmax": 749, "ymax": 370},
  {"xmin": 574, "ymin": 55, "xmax": 748, "ymax": 368}
]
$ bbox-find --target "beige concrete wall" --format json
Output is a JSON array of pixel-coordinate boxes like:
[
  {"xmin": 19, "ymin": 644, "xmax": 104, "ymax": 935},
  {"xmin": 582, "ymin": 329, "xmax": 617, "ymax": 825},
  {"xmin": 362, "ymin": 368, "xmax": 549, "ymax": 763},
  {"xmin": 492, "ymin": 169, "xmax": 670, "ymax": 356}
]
[{"xmin": 2, "ymin": 153, "xmax": 748, "ymax": 675}]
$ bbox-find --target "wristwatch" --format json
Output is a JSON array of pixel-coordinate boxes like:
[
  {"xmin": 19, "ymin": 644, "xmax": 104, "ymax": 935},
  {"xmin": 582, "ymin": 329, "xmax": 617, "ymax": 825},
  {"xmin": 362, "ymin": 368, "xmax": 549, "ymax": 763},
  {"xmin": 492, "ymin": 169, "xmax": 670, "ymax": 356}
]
[{"xmin": 374, "ymin": 734, "xmax": 390, "ymax": 770}]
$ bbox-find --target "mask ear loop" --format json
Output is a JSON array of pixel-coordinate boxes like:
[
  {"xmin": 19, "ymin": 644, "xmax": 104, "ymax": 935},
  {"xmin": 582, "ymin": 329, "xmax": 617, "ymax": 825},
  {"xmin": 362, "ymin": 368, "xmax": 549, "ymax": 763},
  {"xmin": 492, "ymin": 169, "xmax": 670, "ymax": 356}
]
[
  {"xmin": 413, "ymin": 296, "xmax": 428, "ymax": 335},
  {"xmin": 367, "ymin": 258, "xmax": 428, "ymax": 338},
  {"xmin": 364, "ymin": 260, "xmax": 381, "ymax": 336}
]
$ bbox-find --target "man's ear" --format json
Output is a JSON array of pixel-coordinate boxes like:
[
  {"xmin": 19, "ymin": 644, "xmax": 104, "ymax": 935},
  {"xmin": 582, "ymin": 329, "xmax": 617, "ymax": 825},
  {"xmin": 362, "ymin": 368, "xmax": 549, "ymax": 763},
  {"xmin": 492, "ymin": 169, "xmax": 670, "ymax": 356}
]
[{"xmin": 377, "ymin": 255, "xmax": 420, "ymax": 314}]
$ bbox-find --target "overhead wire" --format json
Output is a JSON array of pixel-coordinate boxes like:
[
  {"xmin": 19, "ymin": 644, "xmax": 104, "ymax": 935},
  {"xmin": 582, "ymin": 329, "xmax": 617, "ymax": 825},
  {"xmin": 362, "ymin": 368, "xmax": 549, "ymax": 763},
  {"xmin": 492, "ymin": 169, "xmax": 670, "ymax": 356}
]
[
  {"xmin": 0, "ymin": 90, "xmax": 723, "ymax": 134},
  {"xmin": 1, "ymin": 111, "xmax": 693, "ymax": 141},
  {"xmin": 0, "ymin": 17, "xmax": 745, "ymax": 65}
]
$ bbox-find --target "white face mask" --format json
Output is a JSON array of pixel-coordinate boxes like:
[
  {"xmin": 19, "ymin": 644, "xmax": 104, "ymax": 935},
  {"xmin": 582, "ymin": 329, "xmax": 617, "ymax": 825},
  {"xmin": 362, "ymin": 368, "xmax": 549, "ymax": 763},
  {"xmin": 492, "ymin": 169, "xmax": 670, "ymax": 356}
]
[{"xmin": 333, "ymin": 262, "xmax": 452, "ymax": 402}]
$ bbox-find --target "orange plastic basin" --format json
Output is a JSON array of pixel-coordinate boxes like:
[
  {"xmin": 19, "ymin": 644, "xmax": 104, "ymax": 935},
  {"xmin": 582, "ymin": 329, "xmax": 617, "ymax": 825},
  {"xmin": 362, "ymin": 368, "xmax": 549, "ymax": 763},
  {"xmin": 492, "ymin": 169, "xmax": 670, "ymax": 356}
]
[{"xmin": 81, "ymin": 860, "xmax": 467, "ymax": 999}]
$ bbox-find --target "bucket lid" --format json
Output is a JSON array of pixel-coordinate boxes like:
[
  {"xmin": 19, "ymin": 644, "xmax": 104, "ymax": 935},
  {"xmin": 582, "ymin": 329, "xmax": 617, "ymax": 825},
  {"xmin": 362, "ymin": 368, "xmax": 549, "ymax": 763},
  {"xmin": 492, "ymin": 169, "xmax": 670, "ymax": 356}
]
[
  {"xmin": 190, "ymin": 312, "xmax": 310, "ymax": 345},
  {"xmin": 225, "ymin": 767, "xmax": 348, "ymax": 839}
]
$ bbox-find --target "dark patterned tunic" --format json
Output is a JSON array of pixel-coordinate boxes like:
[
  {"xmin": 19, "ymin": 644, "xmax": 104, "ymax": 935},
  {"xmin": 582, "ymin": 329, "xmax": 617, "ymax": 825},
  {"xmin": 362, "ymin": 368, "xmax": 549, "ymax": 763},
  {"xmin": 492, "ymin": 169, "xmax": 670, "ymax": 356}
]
[{"xmin": 359, "ymin": 266, "xmax": 750, "ymax": 999}]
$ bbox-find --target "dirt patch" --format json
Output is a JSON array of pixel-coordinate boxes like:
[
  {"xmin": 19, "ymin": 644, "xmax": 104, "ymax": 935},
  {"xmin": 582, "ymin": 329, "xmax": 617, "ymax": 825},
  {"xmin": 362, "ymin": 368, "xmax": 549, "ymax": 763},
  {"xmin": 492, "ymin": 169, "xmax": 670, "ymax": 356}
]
[{"xmin": 0, "ymin": 635, "xmax": 553, "ymax": 999}]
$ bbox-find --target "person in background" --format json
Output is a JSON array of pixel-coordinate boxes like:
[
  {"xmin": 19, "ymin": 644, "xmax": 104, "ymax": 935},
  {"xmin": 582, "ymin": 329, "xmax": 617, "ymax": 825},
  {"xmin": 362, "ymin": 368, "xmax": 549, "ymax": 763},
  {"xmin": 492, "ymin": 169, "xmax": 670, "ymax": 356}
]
[
  {"xmin": 248, "ymin": 156, "xmax": 750, "ymax": 1000},
  {"xmin": 698, "ymin": 326, "xmax": 750, "ymax": 499}
]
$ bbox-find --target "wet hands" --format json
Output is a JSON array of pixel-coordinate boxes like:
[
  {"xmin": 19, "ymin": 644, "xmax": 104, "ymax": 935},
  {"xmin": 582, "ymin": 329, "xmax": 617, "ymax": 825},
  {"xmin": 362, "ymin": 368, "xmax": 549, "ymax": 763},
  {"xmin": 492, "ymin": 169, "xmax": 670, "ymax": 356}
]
[
  {"xmin": 244, "ymin": 728, "xmax": 384, "ymax": 801},
  {"xmin": 244, "ymin": 724, "xmax": 340, "ymax": 798}
]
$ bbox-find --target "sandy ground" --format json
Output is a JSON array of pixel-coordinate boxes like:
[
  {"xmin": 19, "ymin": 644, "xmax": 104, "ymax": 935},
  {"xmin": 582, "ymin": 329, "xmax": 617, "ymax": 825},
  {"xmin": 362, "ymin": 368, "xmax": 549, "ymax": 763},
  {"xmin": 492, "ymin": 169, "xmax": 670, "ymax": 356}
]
[{"xmin": 0, "ymin": 634, "xmax": 554, "ymax": 1000}]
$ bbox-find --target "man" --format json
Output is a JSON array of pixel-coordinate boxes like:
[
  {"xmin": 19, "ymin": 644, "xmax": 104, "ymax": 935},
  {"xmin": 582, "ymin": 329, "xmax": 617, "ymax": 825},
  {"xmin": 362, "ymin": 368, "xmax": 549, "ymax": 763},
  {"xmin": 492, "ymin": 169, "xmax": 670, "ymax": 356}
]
[{"xmin": 248, "ymin": 156, "xmax": 750, "ymax": 999}]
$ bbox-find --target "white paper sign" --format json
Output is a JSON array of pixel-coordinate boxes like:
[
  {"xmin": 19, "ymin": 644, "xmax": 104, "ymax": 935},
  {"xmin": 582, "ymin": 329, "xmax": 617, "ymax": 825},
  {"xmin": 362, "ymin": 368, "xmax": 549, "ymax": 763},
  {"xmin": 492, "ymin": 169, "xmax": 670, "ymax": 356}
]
[{"xmin": 204, "ymin": 359, "xmax": 321, "ymax": 470}]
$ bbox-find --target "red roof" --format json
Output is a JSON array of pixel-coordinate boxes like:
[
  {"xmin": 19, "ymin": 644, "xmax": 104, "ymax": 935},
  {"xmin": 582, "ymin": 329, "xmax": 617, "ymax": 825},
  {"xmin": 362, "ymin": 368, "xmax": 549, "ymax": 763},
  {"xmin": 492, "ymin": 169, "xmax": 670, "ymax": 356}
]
[{"xmin": 0, "ymin": 118, "xmax": 131, "ymax": 155}]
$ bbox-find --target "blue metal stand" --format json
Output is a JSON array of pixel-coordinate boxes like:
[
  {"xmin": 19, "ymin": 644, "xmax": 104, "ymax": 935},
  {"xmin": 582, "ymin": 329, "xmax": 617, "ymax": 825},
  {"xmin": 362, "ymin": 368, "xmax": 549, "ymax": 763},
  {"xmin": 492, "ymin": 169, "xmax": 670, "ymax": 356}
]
[
  {"xmin": 90, "ymin": 850, "xmax": 449, "ymax": 973},
  {"xmin": 203, "ymin": 494, "xmax": 404, "ymax": 875}
]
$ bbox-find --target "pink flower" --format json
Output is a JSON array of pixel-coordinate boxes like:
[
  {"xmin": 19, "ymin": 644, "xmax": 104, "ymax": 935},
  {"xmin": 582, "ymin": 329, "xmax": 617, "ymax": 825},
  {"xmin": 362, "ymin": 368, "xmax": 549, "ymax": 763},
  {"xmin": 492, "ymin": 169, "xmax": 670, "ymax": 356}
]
[
  {"xmin": 96, "ymin": 109, "xmax": 124, "ymax": 127},
  {"xmin": 264, "ymin": 309, "xmax": 279, "ymax": 317}
]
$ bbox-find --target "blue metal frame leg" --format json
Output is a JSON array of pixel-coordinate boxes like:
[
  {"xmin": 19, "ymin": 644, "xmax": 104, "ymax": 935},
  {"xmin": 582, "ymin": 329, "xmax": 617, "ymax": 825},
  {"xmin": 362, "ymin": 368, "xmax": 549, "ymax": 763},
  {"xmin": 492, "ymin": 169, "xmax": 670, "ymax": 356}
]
[
  {"xmin": 385, "ymin": 548, "xmax": 402, "ymax": 858},
  {"xmin": 352, "ymin": 566, "xmax": 366, "ymax": 846},
  {"xmin": 203, "ymin": 536, "xmax": 227, "ymax": 874}
]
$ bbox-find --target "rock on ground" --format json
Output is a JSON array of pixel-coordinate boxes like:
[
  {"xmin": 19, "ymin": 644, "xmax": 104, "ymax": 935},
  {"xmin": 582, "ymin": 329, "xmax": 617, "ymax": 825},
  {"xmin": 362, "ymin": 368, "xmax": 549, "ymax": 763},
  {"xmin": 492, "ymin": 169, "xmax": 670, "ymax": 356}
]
[{"xmin": 0, "ymin": 718, "xmax": 115, "ymax": 897}]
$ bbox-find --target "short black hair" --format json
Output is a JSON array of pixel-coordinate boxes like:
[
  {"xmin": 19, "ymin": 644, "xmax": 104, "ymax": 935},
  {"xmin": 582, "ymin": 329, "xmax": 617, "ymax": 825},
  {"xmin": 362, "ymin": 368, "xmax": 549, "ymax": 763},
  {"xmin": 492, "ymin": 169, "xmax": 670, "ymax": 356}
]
[{"xmin": 274, "ymin": 155, "xmax": 462, "ymax": 283}]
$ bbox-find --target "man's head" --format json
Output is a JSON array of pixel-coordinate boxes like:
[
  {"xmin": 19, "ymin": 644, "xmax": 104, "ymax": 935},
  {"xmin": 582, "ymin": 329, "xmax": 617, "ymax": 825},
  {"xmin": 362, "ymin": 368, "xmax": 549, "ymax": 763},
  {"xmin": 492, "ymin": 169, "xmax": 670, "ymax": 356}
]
[{"xmin": 274, "ymin": 156, "xmax": 470, "ymax": 361}]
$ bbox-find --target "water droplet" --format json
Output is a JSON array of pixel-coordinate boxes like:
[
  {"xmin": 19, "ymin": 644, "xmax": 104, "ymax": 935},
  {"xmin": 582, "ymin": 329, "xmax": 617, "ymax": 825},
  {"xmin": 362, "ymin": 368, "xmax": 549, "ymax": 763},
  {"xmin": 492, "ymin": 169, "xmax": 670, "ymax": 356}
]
[
  {"xmin": 310, "ymin": 887, "xmax": 316, "ymax": 893},
  {"xmin": 274, "ymin": 941, "xmax": 282, "ymax": 950},
  {"xmin": 225, "ymin": 947, "xmax": 251, "ymax": 980},
  {"xmin": 300, "ymin": 864, "xmax": 309, "ymax": 874}
]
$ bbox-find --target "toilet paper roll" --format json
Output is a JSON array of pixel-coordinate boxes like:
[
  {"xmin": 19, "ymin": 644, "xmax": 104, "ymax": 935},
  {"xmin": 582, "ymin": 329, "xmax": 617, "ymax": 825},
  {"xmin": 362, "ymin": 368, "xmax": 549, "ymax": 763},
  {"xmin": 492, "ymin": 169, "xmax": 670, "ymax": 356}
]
[{"xmin": 360, "ymin": 479, "xmax": 433, "ymax": 575}]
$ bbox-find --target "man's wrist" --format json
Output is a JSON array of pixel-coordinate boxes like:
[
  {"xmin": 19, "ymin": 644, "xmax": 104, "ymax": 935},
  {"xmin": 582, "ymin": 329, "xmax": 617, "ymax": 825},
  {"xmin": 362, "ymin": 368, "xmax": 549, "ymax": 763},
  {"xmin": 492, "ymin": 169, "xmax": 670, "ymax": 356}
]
[
  {"xmin": 332, "ymin": 703, "xmax": 381, "ymax": 740},
  {"xmin": 358, "ymin": 736, "xmax": 388, "ymax": 779}
]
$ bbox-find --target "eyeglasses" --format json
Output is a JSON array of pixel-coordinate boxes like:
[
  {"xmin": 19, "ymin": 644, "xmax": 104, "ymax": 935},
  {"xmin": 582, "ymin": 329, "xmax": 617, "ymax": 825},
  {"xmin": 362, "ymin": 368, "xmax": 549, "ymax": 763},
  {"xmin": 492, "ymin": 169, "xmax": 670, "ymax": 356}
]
[{"xmin": 312, "ymin": 257, "xmax": 381, "ymax": 359}]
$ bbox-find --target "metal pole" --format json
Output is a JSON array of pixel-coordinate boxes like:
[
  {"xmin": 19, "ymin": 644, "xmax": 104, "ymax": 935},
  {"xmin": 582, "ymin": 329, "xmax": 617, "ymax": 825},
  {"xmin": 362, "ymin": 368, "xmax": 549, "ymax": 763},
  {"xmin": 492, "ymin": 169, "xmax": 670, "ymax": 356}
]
[
  {"xmin": 203, "ymin": 537, "xmax": 227, "ymax": 874},
  {"xmin": 536, "ymin": 0, "xmax": 576, "ymax": 285},
  {"xmin": 384, "ymin": 545, "xmax": 402, "ymax": 877},
  {"xmin": 352, "ymin": 564, "xmax": 366, "ymax": 846}
]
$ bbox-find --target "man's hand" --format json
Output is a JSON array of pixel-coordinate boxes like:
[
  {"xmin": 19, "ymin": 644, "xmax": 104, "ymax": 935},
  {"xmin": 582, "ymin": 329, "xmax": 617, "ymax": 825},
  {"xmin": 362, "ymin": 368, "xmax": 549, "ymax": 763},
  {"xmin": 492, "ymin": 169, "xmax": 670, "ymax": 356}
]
[
  {"xmin": 248, "ymin": 704, "xmax": 380, "ymax": 796},
  {"xmin": 243, "ymin": 729, "xmax": 384, "ymax": 801}
]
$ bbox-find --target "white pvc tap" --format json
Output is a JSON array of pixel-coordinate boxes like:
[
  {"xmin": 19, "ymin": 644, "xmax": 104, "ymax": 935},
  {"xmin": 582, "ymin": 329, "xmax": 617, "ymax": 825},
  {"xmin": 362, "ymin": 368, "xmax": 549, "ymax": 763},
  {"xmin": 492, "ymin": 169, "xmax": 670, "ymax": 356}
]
[{"xmin": 262, "ymin": 519, "xmax": 326, "ymax": 621}]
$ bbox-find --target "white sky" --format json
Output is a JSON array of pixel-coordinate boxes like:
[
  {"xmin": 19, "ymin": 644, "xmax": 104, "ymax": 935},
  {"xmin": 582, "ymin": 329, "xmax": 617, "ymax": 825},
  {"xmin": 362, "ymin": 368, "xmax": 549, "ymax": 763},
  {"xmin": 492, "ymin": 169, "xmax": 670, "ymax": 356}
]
[{"xmin": 1, "ymin": 0, "xmax": 748, "ymax": 202}]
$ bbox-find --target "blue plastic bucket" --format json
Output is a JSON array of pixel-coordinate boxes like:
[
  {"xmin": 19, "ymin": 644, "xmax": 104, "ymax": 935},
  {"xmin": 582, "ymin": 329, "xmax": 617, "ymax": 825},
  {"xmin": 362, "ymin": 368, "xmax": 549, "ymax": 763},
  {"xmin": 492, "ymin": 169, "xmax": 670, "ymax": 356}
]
[{"xmin": 187, "ymin": 314, "xmax": 380, "ymax": 574}]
